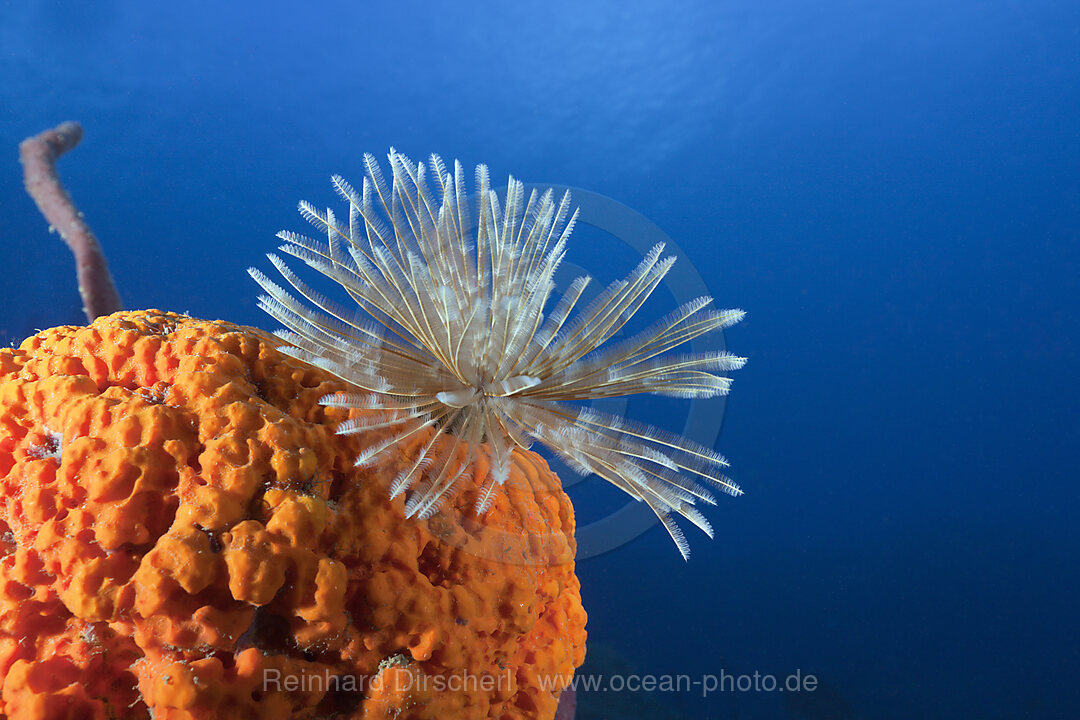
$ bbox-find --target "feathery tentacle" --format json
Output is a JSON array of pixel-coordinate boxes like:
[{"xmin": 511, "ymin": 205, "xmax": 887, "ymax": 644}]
[{"xmin": 250, "ymin": 149, "xmax": 746, "ymax": 559}]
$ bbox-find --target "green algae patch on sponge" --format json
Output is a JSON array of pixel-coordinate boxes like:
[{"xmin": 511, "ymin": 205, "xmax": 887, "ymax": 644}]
[{"xmin": 0, "ymin": 310, "xmax": 586, "ymax": 720}]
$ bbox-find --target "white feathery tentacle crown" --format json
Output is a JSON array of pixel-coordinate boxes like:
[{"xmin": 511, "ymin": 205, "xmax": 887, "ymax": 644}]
[{"xmin": 250, "ymin": 149, "xmax": 746, "ymax": 560}]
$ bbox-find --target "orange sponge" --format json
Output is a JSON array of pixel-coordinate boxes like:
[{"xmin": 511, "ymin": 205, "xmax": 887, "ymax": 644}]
[{"xmin": 0, "ymin": 310, "xmax": 585, "ymax": 719}]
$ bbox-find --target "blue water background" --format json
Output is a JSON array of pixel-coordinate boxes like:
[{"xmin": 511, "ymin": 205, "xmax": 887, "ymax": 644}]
[{"xmin": 2, "ymin": 1, "xmax": 1078, "ymax": 718}]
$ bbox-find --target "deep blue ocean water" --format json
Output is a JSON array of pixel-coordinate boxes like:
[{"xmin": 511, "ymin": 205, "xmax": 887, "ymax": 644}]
[{"xmin": 2, "ymin": 1, "xmax": 1078, "ymax": 718}]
